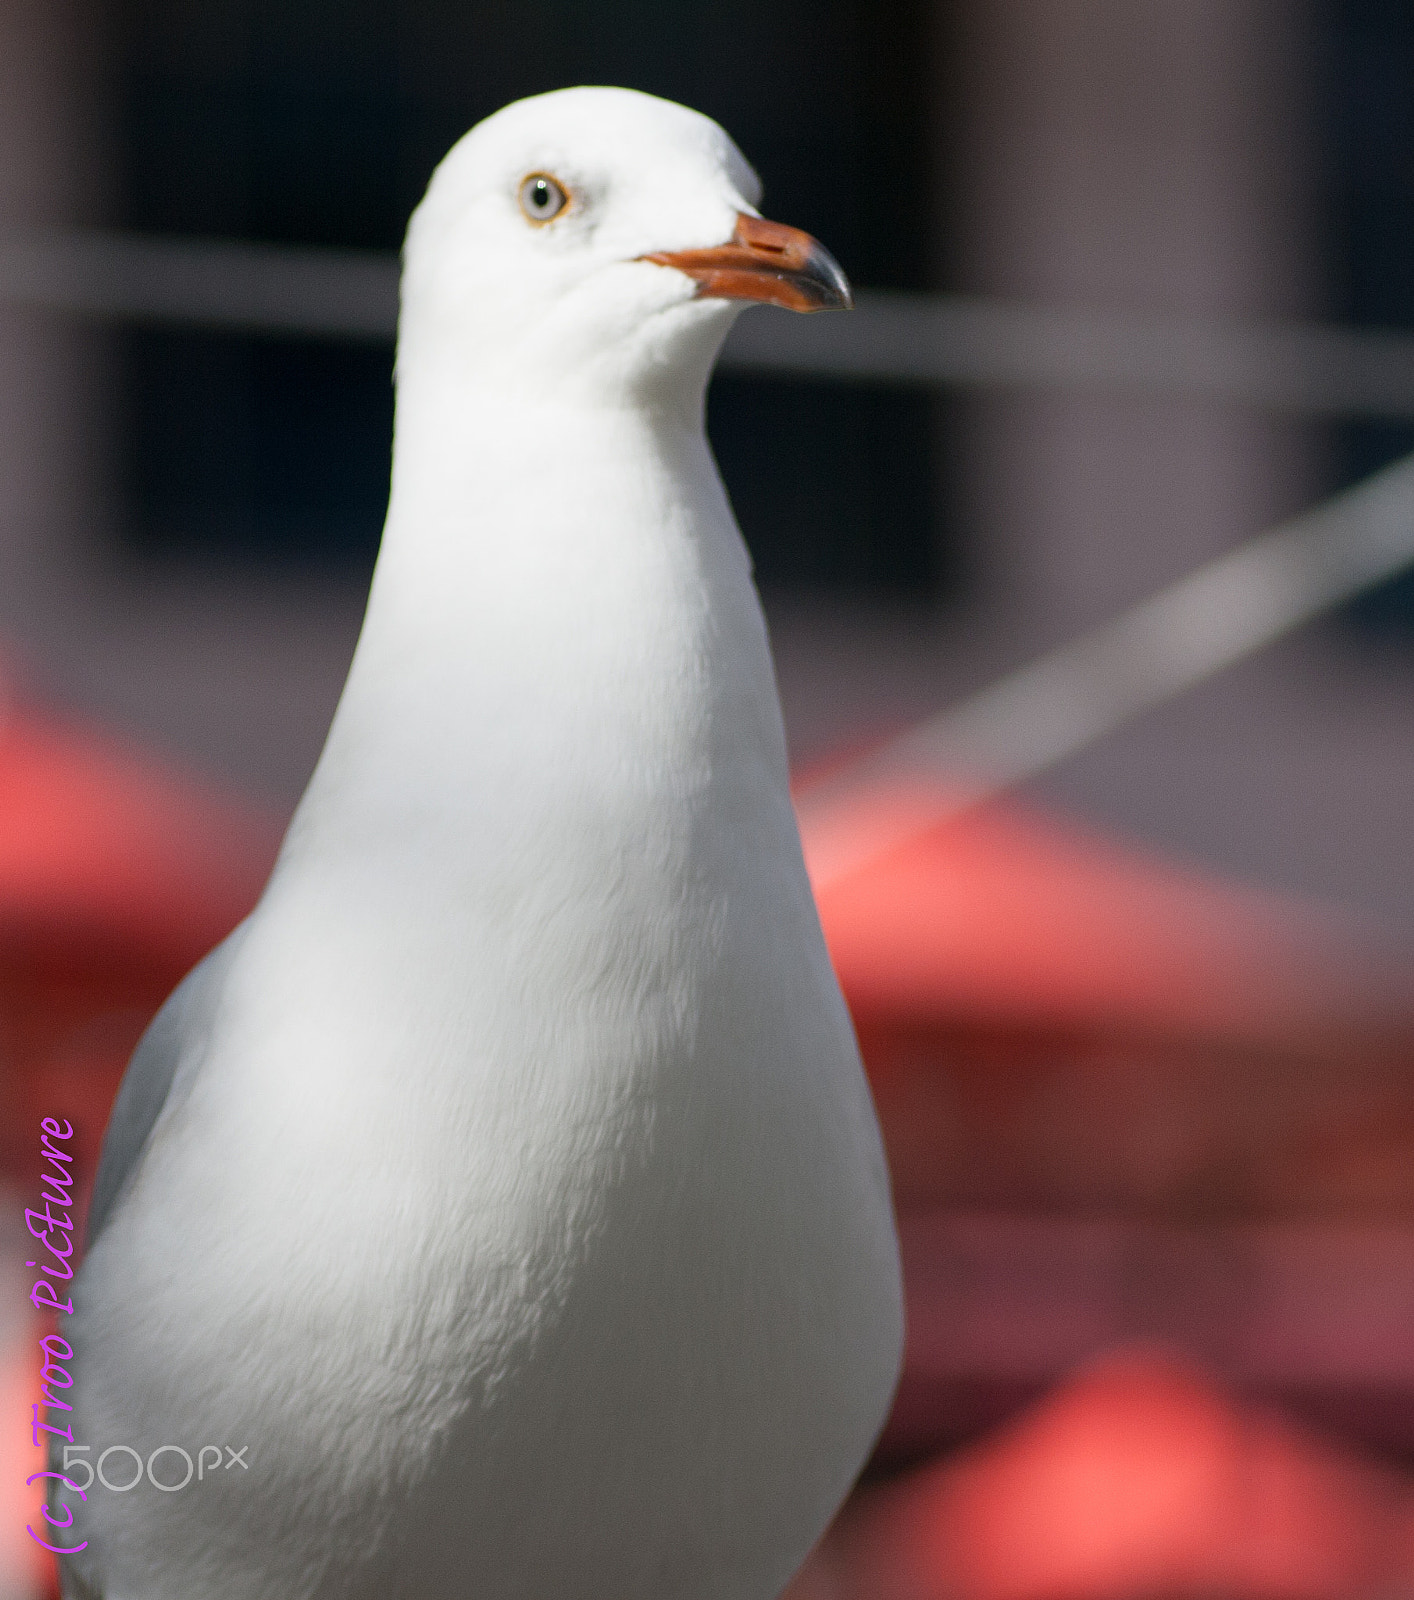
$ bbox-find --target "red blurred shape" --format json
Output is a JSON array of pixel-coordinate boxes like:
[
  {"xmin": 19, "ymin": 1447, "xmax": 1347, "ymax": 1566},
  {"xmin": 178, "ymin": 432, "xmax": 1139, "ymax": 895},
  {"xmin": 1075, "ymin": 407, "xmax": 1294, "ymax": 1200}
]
[
  {"xmin": 811, "ymin": 1347, "xmax": 1414, "ymax": 1600},
  {"xmin": 800, "ymin": 780, "xmax": 1414, "ymax": 1539},
  {"xmin": 0, "ymin": 695, "xmax": 280, "ymax": 1190},
  {"xmin": 802, "ymin": 783, "xmax": 1414, "ymax": 1273},
  {"xmin": 0, "ymin": 703, "xmax": 279, "ymax": 974},
  {"xmin": 0, "ymin": 691, "xmax": 281, "ymax": 1599},
  {"xmin": 802, "ymin": 779, "xmax": 1405, "ymax": 1050}
]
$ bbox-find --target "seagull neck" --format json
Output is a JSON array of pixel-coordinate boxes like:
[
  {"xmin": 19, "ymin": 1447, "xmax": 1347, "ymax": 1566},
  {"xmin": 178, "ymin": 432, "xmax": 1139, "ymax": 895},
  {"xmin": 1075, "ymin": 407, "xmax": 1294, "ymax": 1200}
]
[{"xmin": 282, "ymin": 374, "xmax": 790, "ymax": 881}]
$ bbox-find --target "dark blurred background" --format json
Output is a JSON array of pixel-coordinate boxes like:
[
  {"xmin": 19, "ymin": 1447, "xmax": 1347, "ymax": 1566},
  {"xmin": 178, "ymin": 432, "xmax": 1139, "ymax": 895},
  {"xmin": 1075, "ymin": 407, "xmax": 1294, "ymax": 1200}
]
[
  {"xmin": 1323, "ymin": 0, "xmax": 1414, "ymax": 630},
  {"xmin": 118, "ymin": 0, "xmax": 943, "ymax": 587}
]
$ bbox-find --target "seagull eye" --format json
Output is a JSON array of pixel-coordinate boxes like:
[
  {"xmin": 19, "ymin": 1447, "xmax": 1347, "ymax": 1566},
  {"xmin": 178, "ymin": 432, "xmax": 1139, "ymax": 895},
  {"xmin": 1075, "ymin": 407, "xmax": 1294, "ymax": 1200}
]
[{"xmin": 519, "ymin": 173, "xmax": 568, "ymax": 224}]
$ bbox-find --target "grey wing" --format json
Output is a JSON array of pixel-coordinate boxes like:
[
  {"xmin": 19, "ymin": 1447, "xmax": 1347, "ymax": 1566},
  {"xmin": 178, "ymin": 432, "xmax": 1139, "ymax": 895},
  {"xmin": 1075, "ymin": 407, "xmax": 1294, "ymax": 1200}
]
[{"xmin": 85, "ymin": 922, "xmax": 249, "ymax": 1248}]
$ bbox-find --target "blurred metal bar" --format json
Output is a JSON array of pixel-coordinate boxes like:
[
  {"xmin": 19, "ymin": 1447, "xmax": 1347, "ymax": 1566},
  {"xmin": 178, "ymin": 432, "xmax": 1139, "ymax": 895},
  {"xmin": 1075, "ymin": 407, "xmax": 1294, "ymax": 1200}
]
[
  {"xmin": 726, "ymin": 290, "xmax": 1414, "ymax": 420},
  {"xmin": 797, "ymin": 449, "xmax": 1414, "ymax": 887},
  {"xmin": 8, "ymin": 229, "xmax": 1414, "ymax": 418},
  {"xmin": 0, "ymin": 229, "xmax": 399, "ymax": 341}
]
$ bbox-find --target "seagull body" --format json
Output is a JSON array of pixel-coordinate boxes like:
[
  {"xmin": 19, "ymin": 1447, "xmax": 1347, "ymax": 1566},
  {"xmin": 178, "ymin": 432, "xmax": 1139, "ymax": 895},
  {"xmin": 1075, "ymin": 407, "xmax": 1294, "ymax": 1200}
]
[{"xmin": 60, "ymin": 87, "xmax": 902, "ymax": 1600}]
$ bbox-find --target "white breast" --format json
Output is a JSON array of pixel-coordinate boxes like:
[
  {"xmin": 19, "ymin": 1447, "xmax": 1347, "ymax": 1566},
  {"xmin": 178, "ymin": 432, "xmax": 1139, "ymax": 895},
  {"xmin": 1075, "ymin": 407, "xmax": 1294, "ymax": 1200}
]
[{"xmin": 66, "ymin": 391, "xmax": 902, "ymax": 1600}]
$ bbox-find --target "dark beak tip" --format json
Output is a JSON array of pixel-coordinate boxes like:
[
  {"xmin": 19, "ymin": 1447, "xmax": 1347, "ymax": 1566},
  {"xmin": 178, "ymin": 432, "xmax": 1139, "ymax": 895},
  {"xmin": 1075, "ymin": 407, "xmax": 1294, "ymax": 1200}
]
[{"xmin": 805, "ymin": 243, "xmax": 854, "ymax": 313}]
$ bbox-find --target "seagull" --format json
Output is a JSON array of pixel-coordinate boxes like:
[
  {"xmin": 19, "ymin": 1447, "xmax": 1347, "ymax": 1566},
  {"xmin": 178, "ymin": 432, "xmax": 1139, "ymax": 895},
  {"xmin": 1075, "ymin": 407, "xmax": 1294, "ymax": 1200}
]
[{"xmin": 56, "ymin": 86, "xmax": 903, "ymax": 1600}]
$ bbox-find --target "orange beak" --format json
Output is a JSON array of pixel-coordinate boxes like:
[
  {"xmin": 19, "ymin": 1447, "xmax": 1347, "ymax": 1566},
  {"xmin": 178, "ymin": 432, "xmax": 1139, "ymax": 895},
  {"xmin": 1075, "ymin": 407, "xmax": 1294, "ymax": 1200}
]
[{"xmin": 642, "ymin": 213, "xmax": 853, "ymax": 313}]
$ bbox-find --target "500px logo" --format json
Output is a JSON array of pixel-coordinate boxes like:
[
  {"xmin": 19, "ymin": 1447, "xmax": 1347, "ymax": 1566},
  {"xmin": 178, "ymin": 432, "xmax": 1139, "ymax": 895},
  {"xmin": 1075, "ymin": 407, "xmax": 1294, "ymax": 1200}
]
[
  {"xmin": 28, "ymin": 1445, "xmax": 251, "ymax": 1558},
  {"xmin": 57, "ymin": 1443, "xmax": 251, "ymax": 1493},
  {"xmin": 22, "ymin": 1115, "xmax": 252, "ymax": 1559}
]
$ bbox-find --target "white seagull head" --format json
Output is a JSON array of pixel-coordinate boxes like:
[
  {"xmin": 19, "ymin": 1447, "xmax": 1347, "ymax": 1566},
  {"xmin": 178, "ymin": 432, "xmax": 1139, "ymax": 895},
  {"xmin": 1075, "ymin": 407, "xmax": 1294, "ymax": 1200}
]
[{"xmin": 397, "ymin": 85, "xmax": 851, "ymax": 412}]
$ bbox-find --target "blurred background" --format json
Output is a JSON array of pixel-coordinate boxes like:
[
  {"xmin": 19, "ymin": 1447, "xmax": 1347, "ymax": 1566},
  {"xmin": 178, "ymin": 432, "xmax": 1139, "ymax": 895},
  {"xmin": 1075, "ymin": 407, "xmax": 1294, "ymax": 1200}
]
[{"xmin": 5, "ymin": 2, "xmax": 1414, "ymax": 1597}]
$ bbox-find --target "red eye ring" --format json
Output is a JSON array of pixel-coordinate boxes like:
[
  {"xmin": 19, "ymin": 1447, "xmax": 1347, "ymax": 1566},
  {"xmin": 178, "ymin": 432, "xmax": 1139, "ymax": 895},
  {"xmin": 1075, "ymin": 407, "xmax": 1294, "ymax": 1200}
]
[{"xmin": 519, "ymin": 173, "xmax": 569, "ymax": 224}]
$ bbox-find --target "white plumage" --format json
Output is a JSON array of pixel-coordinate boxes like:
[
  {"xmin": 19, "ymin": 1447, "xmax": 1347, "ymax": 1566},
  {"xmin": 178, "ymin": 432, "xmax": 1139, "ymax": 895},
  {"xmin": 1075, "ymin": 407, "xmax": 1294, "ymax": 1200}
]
[{"xmin": 61, "ymin": 86, "xmax": 902, "ymax": 1600}]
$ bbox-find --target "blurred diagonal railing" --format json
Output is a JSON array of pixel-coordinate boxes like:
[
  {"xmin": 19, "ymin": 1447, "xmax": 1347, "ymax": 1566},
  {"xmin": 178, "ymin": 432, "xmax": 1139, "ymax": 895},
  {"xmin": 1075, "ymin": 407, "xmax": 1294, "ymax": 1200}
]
[
  {"xmin": 795, "ymin": 451, "xmax": 1414, "ymax": 886},
  {"xmin": 5, "ymin": 228, "xmax": 1414, "ymax": 883}
]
